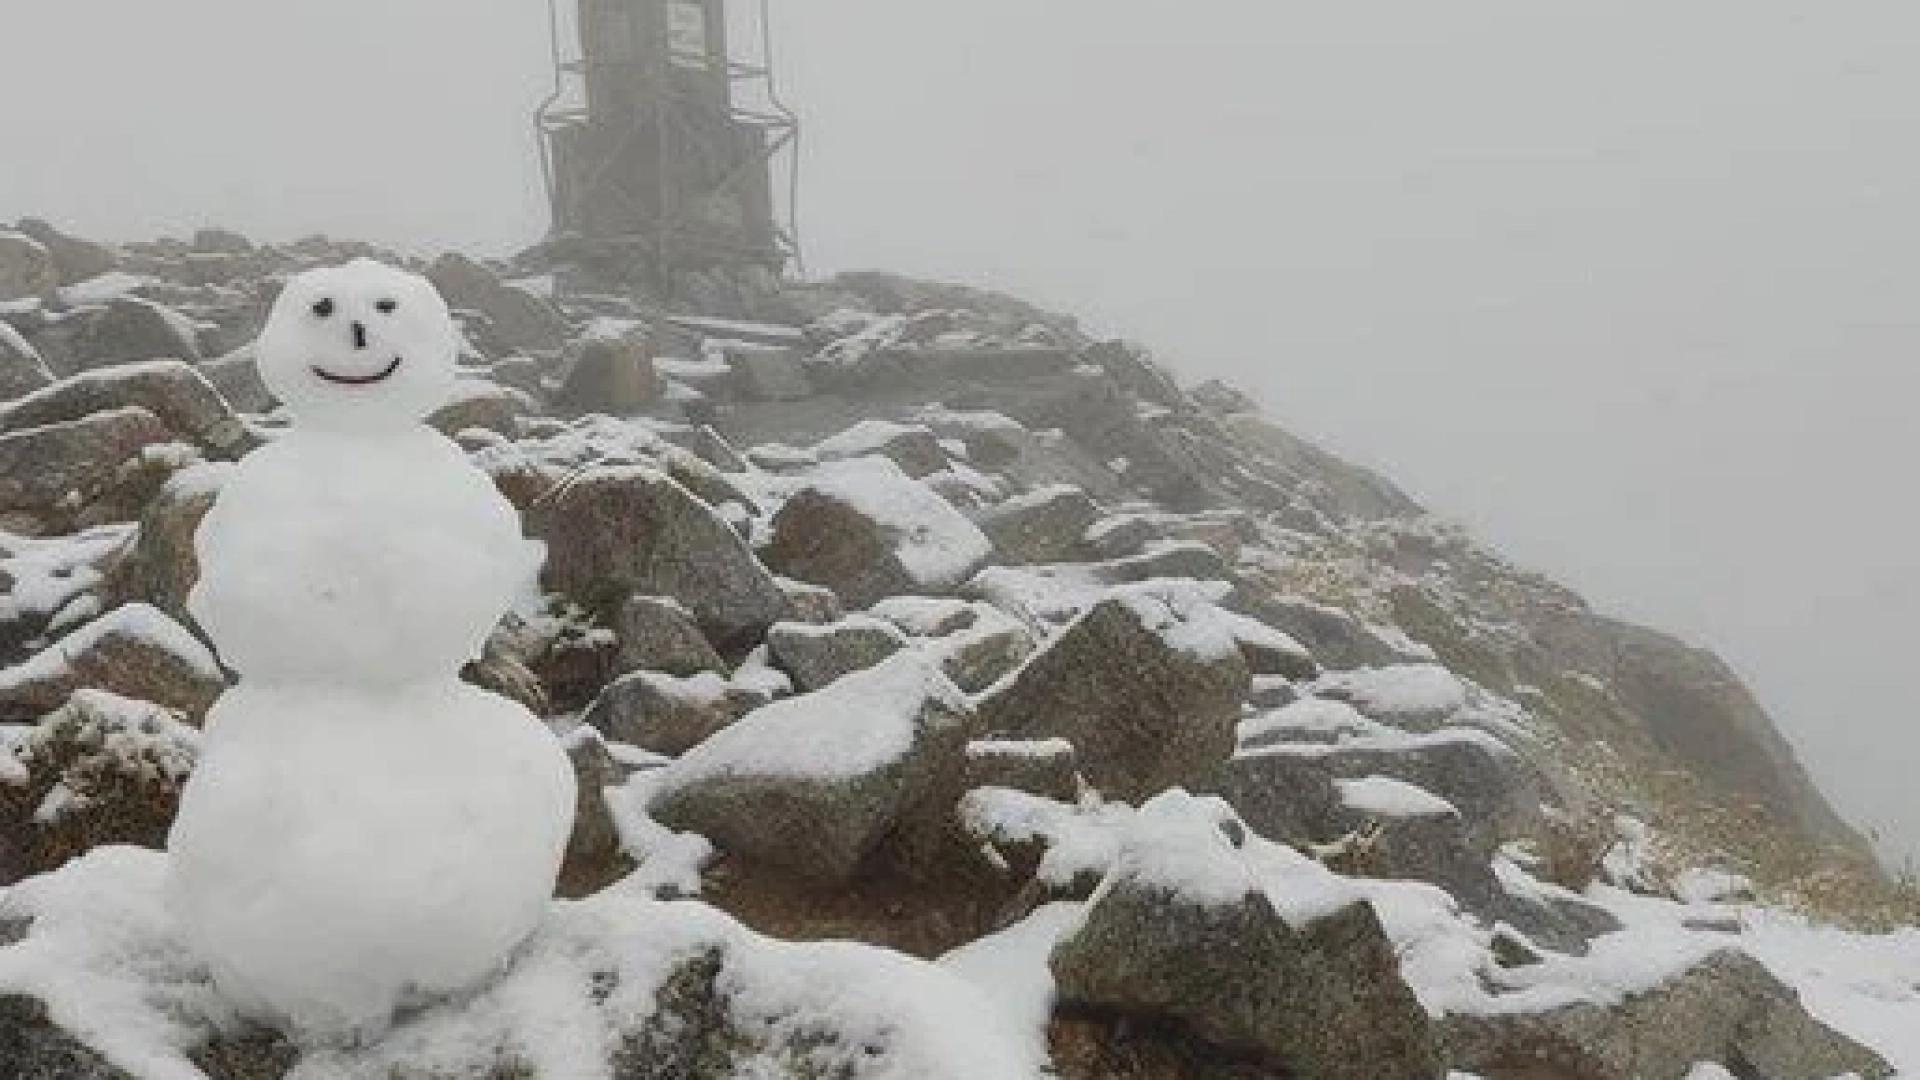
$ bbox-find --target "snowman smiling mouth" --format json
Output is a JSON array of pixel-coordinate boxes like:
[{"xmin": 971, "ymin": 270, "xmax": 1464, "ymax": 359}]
[{"xmin": 311, "ymin": 358, "xmax": 403, "ymax": 386}]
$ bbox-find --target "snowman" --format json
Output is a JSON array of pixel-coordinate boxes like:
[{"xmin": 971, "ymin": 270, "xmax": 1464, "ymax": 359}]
[{"xmin": 166, "ymin": 259, "xmax": 576, "ymax": 1038}]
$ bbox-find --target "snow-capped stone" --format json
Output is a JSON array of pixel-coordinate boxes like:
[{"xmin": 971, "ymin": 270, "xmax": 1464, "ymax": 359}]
[
  {"xmin": 764, "ymin": 615, "xmax": 909, "ymax": 693},
  {"xmin": 0, "ymin": 322, "xmax": 54, "ymax": 400},
  {"xmin": 879, "ymin": 597, "xmax": 1038, "ymax": 694},
  {"xmin": 814, "ymin": 419, "xmax": 950, "ymax": 478},
  {"xmin": 647, "ymin": 653, "xmax": 973, "ymax": 884},
  {"xmin": 1214, "ymin": 606, "xmax": 1318, "ymax": 680},
  {"xmin": 1095, "ymin": 540, "xmax": 1234, "ymax": 587},
  {"xmin": 427, "ymin": 252, "xmax": 569, "ymax": 353},
  {"xmin": 976, "ymin": 484, "xmax": 1100, "ymax": 565},
  {"xmin": 1227, "ymin": 591, "xmax": 1406, "ymax": 671},
  {"xmin": 963, "ymin": 738, "xmax": 1080, "ymax": 804},
  {"xmin": 1329, "ymin": 775, "xmax": 1501, "ymax": 908},
  {"xmin": 197, "ymin": 344, "xmax": 276, "ymax": 415},
  {"xmin": 1247, "ymin": 674, "xmax": 1299, "ymax": 710},
  {"xmin": 69, "ymin": 296, "xmax": 203, "ymax": 370},
  {"xmin": 425, "ymin": 379, "xmax": 535, "ymax": 439},
  {"xmin": 611, "ymin": 595, "xmax": 724, "ymax": 677},
  {"xmin": 0, "ymin": 360, "xmax": 253, "ymax": 458},
  {"xmin": 976, "ymin": 584, "xmax": 1250, "ymax": 801},
  {"xmin": 13, "ymin": 220, "xmax": 116, "ymax": 287},
  {"xmin": 102, "ymin": 462, "xmax": 231, "ymax": 624},
  {"xmin": 1049, "ymin": 792, "xmax": 1444, "ymax": 1079},
  {"xmin": 583, "ymin": 670, "xmax": 761, "ymax": 756},
  {"xmin": 1240, "ymin": 730, "xmax": 1542, "ymax": 857},
  {"xmin": 557, "ymin": 726, "xmax": 636, "ymax": 898},
  {"xmin": 554, "ymin": 331, "xmax": 662, "ymax": 412},
  {"xmin": 764, "ymin": 457, "xmax": 993, "ymax": 608},
  {"xmin": 773, "ymin": 574, "xmax": 843, "ymax": 625},
  {"xmin": 1441, "ymin": 949, "xmax": 1892, "ymax": 1080},
  {"xmin": 723, "ymin": 342, "xmax": 812, "ymax": 401},
  {"xmin": 520, "ymin": 464, "xmax": 788, "ymax": 652},
  {"xmin": 0, "ymin": 232, "xmax": 57, "ymax": 303},
  {"xmin": 0, "ymin": 691, "xmax": 198, "ymax": 884},
  {"xmin": 1200, "ymin": 749, "xmax": 1344, "ymax": 849},
  {"xmin": 0, "ymin": 604, "xmax": 225, "ymax": 720},
  {"xmin": 0, "ymin": 407, "xmax": 176, "ymax": 527}
]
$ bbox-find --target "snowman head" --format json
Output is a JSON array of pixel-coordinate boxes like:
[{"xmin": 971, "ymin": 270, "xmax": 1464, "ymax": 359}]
[{"xmin": 256, "ymin": 259, "xmax": 459, "ymax": 432}]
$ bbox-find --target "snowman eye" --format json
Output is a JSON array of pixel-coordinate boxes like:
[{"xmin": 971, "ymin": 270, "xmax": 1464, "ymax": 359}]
[
  {"xmin": 376, "ymin": 299, "xmax": 398, "ymax": 314},
  {"xmin": 311, "ymin": 298, "xmax": 336, "ymax": 318}
]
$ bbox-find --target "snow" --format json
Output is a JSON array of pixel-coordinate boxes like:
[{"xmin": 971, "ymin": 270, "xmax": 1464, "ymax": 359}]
[
  {"xmin": 0, "ymin": 602, "xmax": 222, "ymax": 697},
  {"xmin": 1107, "ymin": 579, "xmax": 1244, "ymax": 663},
  {"xmin": 730, "ymin": 645, "xmax": 794, "ymax": 699},
  {"xmin": 1672, "ymin": 867, "xmax": 1754, "ymax": 905},
  {"xmin": 966, "ymin": 563, "xmax": 1111, "ymax": 631},
  {"xmin": 11, "ymin": 691, "xmax": 200, "ymax": 825},
  {"xmin": 0, "ymin": 847, "xmax": 1045, "ymax": 1080},
  {"xmin": 815, "ymin": 312, "xmax": 910, "ymax": 366},
  {"xmin": 1241, "ymin": 724, "xmax": 1516, "ymax": 763},
  {"xmin": 649, "ymin": 652, "xmax": 967, "ymax": 788},
  {"xmin": 654, "ymin": 355, "xmax": 732, "ymax": 380},
  {"xmin": 0, "ymin": 523, "xmax": 135, "ymax": 628},
  {"xmin": 1741, "ymin": 908, "xmax": 1920, "ymax": 1074},
  {"xmin": 1315, "ymin": 663, "xmax": 1468, "ymax": 725},
  {"xmin": 1337, "ymin": 775, "xmax": 1460, "ymax": 819},
  {"xmin": 663, "ymin": 313, "xmax": 807, "ymax": 346},
  {"xmin": 1239, "ymin": 696, "xmax": 1399, "ymax": 748},
  {"xmin": 938, "ymin": 903, "xmax": 1083, "ymax": 1065},
  {"xmin": 802, "ymin": 457, "xmax": 993, "ymax": 591},
  {"xmin": 607, "ymin": 769, "xmax": 716, "ymax": 899},
  {"xmin": 1209, "ymin": 604, "xmax": 1311, "ymax": 661},
  {"xmin": 813, "ymin": 418, "xmax": 934, "ymax": 460},
  {"xmin": 958, "ymin": 787, "xmax": 1137, "ymax": 889},
  {"xmin": 870, "ymin": 595, "xmax": 978, "ymax": 636},
  {"xmin": 1117, "ymin": 794, "xmax": 1250, "ymax": 903},
  {"xmin": 967, "ymin": 737, "xmax": 1075, "ymax": 761},
  {"xmin": 59, "ymin": 271, "xmax": 152, "ymax": 306}
]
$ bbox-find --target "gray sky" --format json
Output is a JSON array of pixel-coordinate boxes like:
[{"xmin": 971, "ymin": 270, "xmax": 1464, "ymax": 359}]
[{"xmin": 5, "ymin": 2, "xmax": 1918, "ymax": 864}]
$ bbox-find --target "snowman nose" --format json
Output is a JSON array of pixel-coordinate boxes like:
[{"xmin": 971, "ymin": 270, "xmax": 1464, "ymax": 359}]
[{"xmin": 351, "ymin": 322, "xmax": 369, "ymax": 350}]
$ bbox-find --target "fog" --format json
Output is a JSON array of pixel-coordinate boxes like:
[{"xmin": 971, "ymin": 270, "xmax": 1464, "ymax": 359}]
[{"xmin": 4, "ymin": 2, "xmax": 1917, "ymax": 864}]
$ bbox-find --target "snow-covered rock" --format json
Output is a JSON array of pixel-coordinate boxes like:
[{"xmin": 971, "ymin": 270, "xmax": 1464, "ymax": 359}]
[
  {"xmin": 427, "ymin": 252, "xmax": 569, "ymax": 353},
  {"xmin": 975, "ymin": 484, "xmax": 1100, "ymax": 565},
  {"xmin": 69, "ymin": 297, "xmax": 203, "ymax": 370},
  {"xmin": 0, "ymin": 361, "xmax": 253, "ymax": 459},
  {"xmin": 763, "ymin": 457, "xmax": 993, "ymax": 609},
  {"xmin": 0, "ymin": 603, "xmax": 224, "ymax": 720},
  {"xmin": 583, "ymin": 670, "xmax": 761, "ymax": 756},
  {"xmin": 518, "ymin": 464, "xmax": 787, "ymax": 652},
  {"xmin": 647, "ymin": 653, "xmax": 972, "ymax": 884},
  {"xmin": 0, "ymin": 231, "xmax": 58, "ymax": 304},
  {"xmin": 764, "ymin": 615, "xmax": 909, "ymax": 693},
  {"xmin": 0, "ymin": 407, "xmax": 178, "ymax": 528},
  {"xmin": 1440, "ymin": 949, "xmax": 1892, "ymax": 1080},
  {"xmin": 976, "ymin": 583, "xmax": 1251, "ymax": 801},
  {"xmin": 610, "ymin": 595, "xmax": 724, "ymax": 677},
  {"xmin": 0, "ymin": 322, "xmax": 54, "ymax": 400},
  {"xmin": 0, "ymin": 691, "xmax": 197, "ymax": 884},
  {"xmin": 1048, "ymin": 792, "xmax": 1444, "ymax": 1079}
]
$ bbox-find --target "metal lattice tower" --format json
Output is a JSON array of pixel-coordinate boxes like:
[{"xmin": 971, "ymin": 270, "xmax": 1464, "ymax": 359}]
[{"xmin": 536, "ymin": 0, "xmax": 800, "ymax": 276}]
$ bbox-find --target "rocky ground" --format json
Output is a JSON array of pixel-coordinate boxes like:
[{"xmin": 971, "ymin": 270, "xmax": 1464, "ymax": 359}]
[{"xmin": 0, "ymin": 222, "xmax": 1916, "ymax": 1079}]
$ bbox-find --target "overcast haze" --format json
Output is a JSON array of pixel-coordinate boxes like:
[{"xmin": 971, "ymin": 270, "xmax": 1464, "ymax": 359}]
[{"xmin": 4, "ymin": 2, "xmax": 1917, "ymax": 864}]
